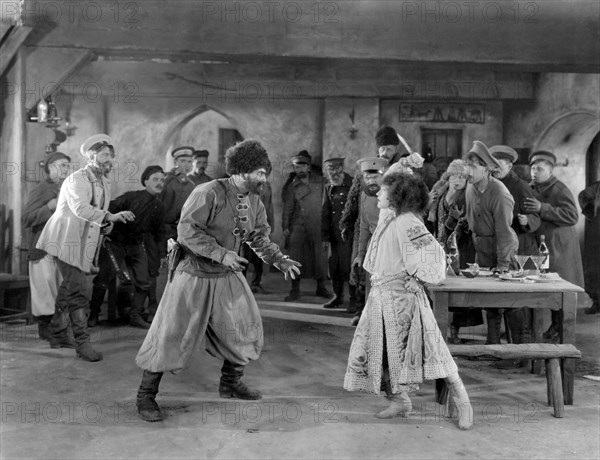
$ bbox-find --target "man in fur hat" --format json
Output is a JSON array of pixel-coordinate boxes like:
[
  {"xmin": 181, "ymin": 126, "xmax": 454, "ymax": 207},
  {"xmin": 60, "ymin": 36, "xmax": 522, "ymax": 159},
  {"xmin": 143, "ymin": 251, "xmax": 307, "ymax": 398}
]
[
  {"xmin": 135, "ymin": 140, "xmax": 301, "ymax": 422},
  {"xmin": 36, "ymin": 134, "xmax": 135, "ymax": 361}
]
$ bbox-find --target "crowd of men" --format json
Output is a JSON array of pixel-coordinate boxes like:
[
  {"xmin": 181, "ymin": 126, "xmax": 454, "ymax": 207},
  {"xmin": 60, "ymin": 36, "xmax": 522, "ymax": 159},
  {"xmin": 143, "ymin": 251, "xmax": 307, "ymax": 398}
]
[{"xmin": 23, "ymin": 126, "xmax": 599, "ymax": 367}]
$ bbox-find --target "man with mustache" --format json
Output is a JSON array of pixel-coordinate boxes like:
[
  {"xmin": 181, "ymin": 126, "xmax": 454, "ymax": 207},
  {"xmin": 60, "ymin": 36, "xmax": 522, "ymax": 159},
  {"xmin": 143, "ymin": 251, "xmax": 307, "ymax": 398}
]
[
  {"xmin": 348, "ymin": 157, "xmax": 388, "ymax": 326},
  {"xmin": 161, "ymin": 146, "xmax": 196, "ymax": 241},
  {"xmin": 464, "ymin": 141, "xmax": 519, "ymax": 345},
  {"xmin": 282, "ymin": 150, "xmax": 330, "ymax": 301},
  {"xmin": 321, "ymin": 157, "xmax": 356, "ymax": 309},
  {"xmin": 489, "ymin": 145, "xmax": 540, "ymax": 354},
  {"xmin": 187, "ymin": 149, "xmax": 213, "ymax": 186},
  {"xmin": 36, "ymin": 134, "xmax": 134, "ymax": 361},
  {"xmin": 88, "ymin": 165, "xmax": 166, "ymax": 329},
  {"xmin": 135, "ymin": 140, "xmax": 301, "ymax": 422}
]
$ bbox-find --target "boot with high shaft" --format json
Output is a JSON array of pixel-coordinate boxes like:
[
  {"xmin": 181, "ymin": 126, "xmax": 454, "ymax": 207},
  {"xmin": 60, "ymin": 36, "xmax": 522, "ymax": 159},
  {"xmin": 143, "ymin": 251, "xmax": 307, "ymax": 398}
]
[
  {"xmin": 88, "ymin": 286, "xmax": 106, "ymax": 327},
  {"xmin": 137, "ymin": 370, "xmax": 164, "ymax": 422},
  {"xmin": 218, "ymin": 360, "xmax": 262, "ymax": 400}
]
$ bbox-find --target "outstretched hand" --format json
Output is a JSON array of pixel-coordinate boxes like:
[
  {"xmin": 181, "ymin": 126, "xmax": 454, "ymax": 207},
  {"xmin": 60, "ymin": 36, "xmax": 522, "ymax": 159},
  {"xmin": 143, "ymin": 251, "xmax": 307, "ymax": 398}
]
[
  {"xmin": 222, "ymin": 252, "xmax": 249, "ymax": 272},
  {"xmin": 274, "ymin": 258, "xmax": 302, "ymax": 280}
]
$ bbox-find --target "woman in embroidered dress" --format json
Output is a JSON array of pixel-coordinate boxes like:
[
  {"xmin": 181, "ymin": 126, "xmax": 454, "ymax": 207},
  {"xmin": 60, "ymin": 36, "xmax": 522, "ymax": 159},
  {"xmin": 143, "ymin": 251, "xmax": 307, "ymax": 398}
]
[{"xmin": 343, "ymin": 172, "xmax": 473, "ymax": 430}]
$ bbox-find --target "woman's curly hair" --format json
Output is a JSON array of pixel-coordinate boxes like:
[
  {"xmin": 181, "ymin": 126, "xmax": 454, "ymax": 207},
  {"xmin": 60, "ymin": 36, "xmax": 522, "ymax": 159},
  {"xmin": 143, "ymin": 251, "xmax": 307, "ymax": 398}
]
[
  {"xmin": 225, "ymin": 139, "xmax": 272, "ymax": 175},
  {"xmin": 382, "ymin": 172, "xmax": 430, "ymax": 215}
]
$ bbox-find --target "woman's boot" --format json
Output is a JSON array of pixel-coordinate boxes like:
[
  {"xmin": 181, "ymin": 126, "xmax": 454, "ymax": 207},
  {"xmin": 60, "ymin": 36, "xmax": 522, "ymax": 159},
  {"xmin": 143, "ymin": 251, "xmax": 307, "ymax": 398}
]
[
  {"xmin": 446, "ymin": 375, "xmax": 473, "ymax": 430},
  {"xmin": 137, "ymin": 370, "xmax": 164, "ymax": 422},
  {"xmin": 375, "ymin": 393, "xmax": 413, "ymax": 419}
]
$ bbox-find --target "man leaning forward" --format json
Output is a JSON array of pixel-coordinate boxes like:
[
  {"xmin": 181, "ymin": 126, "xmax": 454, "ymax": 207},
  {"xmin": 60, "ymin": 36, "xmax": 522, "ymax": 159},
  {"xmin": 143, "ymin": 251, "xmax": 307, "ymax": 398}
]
[{"xmin": 134, "ymin": 140, "xmax": 301, "ymax": 422}]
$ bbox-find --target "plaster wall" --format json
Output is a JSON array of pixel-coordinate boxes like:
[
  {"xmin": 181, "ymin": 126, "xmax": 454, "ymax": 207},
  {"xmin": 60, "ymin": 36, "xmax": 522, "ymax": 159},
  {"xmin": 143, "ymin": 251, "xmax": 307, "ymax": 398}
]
[
  {"xmin": 379, "ymin": 100, "xmax": 504, "ymax": 157},
  {"xmin": 18, "ymin": 95, "xmax": 322, "ymax": 247},
  {"xmin": 322, "ymin": 98, "xmax": 379, "ymax": 177},
  {"xmin": 504, "ymin": 73, "xmax": 600, "ymax": 250}
]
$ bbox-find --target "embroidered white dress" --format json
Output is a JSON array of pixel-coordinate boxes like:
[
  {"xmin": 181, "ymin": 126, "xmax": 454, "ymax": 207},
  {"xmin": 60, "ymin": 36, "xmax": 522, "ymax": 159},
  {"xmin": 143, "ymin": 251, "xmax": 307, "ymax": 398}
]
[{"xmin": 344, "ymin": 210, "xmax": 458, "ymax": 395}]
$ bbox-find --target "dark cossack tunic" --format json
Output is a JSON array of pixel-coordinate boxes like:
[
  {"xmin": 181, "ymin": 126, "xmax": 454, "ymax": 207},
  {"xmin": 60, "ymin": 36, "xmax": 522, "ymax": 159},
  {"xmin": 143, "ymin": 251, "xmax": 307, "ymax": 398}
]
[{"xmin": 136, "ymin": 178, "xmax": 288, "ymax": 372}]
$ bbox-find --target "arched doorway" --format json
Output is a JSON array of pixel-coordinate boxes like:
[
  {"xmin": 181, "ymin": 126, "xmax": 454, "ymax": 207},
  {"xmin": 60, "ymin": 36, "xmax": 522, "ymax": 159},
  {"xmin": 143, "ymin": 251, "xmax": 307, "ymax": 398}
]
[
  {"xmin": 161, "ymin": 105, "xmax": 243, "ymax": 178},
  {"xmin": 532, "ymin": 110, "xmax": 600, "ymax": 253}
]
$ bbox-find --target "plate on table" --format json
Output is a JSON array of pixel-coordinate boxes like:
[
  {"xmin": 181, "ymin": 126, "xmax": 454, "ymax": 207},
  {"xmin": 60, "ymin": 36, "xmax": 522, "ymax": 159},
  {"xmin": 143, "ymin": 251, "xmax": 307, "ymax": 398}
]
[
  {"xmin": 478, "ymin": 270, "xmax": 494, "ymax": 277},
  {"xmin": 498, "ymin": 273, "xmax": 531, "ymax": 283},
  {"xmin": 525, "ymin": 274, "xmax": 561, "ymax": 283}
]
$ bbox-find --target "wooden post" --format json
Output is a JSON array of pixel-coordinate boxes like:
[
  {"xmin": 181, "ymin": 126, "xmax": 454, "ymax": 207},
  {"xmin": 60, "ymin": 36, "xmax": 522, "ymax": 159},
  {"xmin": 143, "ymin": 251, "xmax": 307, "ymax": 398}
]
[
  {"xmin": 547, "ymin": 358, "xmax": 564, "ymax": 418},
  {"xmin": 9, "ymin": 49, "xmax": 26, "ymax": 275}
]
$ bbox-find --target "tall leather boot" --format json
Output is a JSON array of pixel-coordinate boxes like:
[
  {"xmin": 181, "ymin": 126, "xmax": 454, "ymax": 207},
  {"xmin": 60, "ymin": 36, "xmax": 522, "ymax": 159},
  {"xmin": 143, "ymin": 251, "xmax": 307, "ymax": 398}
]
[
  {"xmin": 88, "ymin": 286, "xmax": 106, "ymax": 327},
  {"xmin": 70, "ymin": 308, "xmax": 103, "ymax": 362},
  {"xmin": 137, "ymin": 370, "xmax": 164, "ymax": 422},
  {"xmin": 219, "ymin": 360, "xmax": 262, "ymax": 400},
  {"xmin": 323, "ymin": 278, "xmax": 344, "ymax": 309},
  {"xmin": 485, "ymin": 310, "xmax": 502, "ymax": 344},
  {"xmin": 315, "ymin": 278, "xmax": 332, "ymax": 298},
  {"xmin": 37, "ymin": 315, "xmax": 53, "ymax": 341},
  {"xmin": 129, "ymin": 291, "xmax": 151, "ymax": 329},
  {"xmin": 543, "ymin": 311, "xmax": 560, "ymax": 342},
  {"xmin": 346, "ymin": 283, "xmax": 358, "ymax": 313},
  {"xmin": 284, "ymin": 279, "xmax": 301, "ymax": 302},
  {"xmin": 49, "ymin": 309, "xmax": 76, "ymax": 349},
  {"xmin": 446, "ymin": 375, "xmax": 473, "ymax": 430}
]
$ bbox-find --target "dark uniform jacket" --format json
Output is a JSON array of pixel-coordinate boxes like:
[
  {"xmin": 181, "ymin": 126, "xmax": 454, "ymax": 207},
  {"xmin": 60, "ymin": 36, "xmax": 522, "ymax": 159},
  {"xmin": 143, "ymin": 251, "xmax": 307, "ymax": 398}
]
[
  {"xmin": 109, "ymin": 190, "xmax": 165, "ymax": 255},
  {"xmin": 22, "ymin": 180, "xmax": 61, "ymax": 261},
  {"xmin": 161, "ymin": 169, "xmax": 196, "ymax": 239},
  {"xmin": 531, "ymin": 176, "xmax": 584, "ymax": 286},
  {"xmin": 500, "ymin": 169, "xmax": 541, "ymax": 255},
  {"xmin": 322, "ymin": 173, "xmax": 354, "ymax": 244}
]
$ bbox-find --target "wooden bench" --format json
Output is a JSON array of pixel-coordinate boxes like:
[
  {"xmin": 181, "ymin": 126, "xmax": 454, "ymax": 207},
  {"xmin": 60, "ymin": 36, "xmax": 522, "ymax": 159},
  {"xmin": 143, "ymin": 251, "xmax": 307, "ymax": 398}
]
[
  {"xmin": 0, "ymin": 274, "xmax": 33, "ymax": 324},
  {"xmin": 436, "ymin": 343, "xmax": 582, "ymax": 418}
]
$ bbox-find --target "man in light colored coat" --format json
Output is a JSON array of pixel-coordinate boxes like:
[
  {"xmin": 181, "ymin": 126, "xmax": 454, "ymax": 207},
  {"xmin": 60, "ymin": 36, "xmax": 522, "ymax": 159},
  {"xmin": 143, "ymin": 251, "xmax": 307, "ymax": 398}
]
[{"xmin": 36, "ymin": 134, "xmax": 134, "ymax": 361}]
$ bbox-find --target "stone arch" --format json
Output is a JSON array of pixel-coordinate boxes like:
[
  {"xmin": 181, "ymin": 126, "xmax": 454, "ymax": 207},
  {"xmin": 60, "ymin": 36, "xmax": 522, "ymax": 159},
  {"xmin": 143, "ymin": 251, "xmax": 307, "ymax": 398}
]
[
  {"xmin": 160, "ymin": 105, "xmax": 244, "ymax": 171},
  {"xmin": 532, "ymin": 110, "xmax": 600, "ymax": 250}
]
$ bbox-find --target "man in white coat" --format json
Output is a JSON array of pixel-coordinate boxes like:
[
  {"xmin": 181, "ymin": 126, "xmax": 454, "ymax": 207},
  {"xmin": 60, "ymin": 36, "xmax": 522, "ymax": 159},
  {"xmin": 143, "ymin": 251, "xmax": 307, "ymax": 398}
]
[{"xmin": 36, "ymin": 134, "xmax": 134, "ymax": 361}]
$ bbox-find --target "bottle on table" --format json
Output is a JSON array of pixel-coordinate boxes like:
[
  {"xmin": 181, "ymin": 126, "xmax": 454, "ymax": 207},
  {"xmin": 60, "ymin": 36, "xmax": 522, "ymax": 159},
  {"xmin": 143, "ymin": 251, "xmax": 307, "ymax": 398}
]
[
  {"xmin": 538, "ymin": 234, "xmax": 550, "ymax": 273},
  {"xmin": 446, "ymin": 232, "xmax": 460, "ymax": 276}
]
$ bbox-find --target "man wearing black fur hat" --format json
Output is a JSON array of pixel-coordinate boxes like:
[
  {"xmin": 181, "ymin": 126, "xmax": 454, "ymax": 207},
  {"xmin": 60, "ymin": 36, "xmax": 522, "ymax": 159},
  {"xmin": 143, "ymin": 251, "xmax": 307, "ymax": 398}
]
[
  {"xmin": 88, "ymin": 165, "xmax": 166, "ymax": 329},
  {"xmin": 135, "ymin": 140, "xmax": 301, "ymax": 422}
]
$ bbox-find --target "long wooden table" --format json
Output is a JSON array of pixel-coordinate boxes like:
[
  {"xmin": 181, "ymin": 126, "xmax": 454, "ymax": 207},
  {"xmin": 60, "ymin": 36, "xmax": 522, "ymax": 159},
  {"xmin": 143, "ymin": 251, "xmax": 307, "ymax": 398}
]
[{"xmin": 425, "ymin": 275, "xmax": 584, "ymax": 404}]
